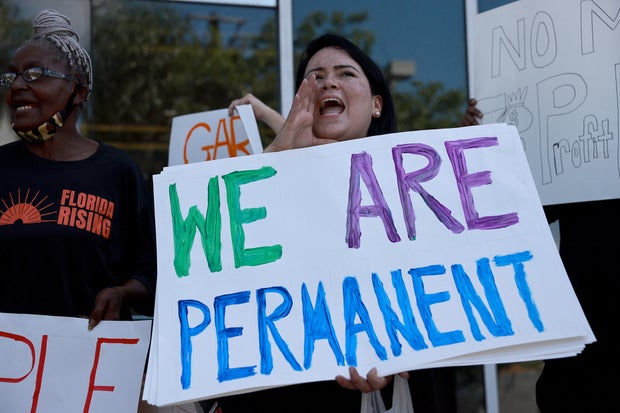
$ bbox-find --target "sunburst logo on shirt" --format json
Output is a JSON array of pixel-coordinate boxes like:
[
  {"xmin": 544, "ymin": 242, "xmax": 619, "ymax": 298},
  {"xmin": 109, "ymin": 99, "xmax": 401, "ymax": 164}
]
[{"xmin": 0, "ymin": 188, "xmax": 56, "ymax": 225}]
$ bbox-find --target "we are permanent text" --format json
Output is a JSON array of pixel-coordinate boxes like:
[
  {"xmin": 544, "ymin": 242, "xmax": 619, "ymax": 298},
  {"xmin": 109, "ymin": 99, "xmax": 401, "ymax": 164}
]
[{"xmin": 167, "ymin": 137, "xmax": 542, "ymax": 388}]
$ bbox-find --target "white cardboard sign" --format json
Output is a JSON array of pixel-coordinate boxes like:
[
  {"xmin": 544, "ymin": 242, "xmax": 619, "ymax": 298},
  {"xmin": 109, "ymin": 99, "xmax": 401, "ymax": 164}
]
[
  {"xmin": 168, "ymin": 105, "xmax": 263, "ymax": 166},
  {"xmin": 0, "ymin": 314, "xmax": 152, "ymax": 412},
  {"xmin": 145, "ymin": 123, "xmax": 593, "ymax": 406},
  {"xmin": 467, "ymin": 0, "xmax": 620, "ymax": 205}
]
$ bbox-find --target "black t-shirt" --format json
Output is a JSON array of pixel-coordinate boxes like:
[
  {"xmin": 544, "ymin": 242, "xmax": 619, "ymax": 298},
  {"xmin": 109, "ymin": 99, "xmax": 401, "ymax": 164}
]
[{"xmin": 0, "ymin": 140, "xmax": 156, "ymax": 318}]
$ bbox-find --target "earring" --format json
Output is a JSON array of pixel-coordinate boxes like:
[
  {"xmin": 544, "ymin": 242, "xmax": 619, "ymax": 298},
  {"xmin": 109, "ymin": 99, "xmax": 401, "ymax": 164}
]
[{"xmin": 374, "ymin": 111, "xmax": 381, "ymax": 118}]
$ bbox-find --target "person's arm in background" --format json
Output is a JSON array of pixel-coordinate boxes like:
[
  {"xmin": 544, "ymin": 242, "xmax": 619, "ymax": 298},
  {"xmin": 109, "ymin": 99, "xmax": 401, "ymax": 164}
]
[
  {"xmin": 459, "ymin": 98, "xmax": 483, "ymax": 126},
  {"xmin": 228, "ymin": 93, "xmax": 286, "ymax": 134}
]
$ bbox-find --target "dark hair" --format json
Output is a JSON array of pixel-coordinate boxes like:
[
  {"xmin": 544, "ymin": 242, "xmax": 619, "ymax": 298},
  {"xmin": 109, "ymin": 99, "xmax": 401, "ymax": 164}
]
[{"xmin": 295, "ymin": 33, "xmax": 397, "ymax": 136}]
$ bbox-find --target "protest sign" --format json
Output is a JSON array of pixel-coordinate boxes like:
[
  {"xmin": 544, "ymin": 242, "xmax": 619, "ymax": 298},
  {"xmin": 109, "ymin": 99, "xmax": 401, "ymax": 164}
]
[
  {"xmin": 466, "ymin": 0, "xmax": 620, "ymax": 205},
  {"xmin": 168, "ymin": 105, "xmax": 263, "ymax": 166},
  {"xmin": 144, "ymin": 123, "xmax": 593, "ymax": 406},
  {"xmin": 0, "ymin": 314, "xmax": 151, "ymax": 412}
]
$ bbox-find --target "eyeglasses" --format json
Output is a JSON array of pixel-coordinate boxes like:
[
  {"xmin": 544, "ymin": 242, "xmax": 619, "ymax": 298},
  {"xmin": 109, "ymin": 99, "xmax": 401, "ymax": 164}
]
[{"xmin": 0, "ymin": 66, "xmax": 75, "ymax": 88}]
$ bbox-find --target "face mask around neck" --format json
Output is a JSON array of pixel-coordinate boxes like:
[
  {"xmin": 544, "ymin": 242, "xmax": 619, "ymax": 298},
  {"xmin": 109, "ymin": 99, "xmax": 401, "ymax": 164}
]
[
  {"xmin": 12, "ymin": 111, "xmax": 67, "ymax": 143},
  {"xmin": 12, "ymin": 86, "xmax": 80, "ymax": 143}
]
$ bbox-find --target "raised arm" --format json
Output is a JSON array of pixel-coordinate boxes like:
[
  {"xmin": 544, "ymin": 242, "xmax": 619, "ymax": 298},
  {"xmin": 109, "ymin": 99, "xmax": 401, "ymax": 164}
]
[{"xmin": 228, "ymin": 93, "xmax": 286, "ymax": 134}]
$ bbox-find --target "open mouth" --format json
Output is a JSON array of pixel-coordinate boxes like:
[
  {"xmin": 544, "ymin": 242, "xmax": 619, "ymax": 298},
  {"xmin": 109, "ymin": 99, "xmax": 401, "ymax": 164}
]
[{"xmin": 319, "ymin": 98, "xmax": 344, "ymax": 115}]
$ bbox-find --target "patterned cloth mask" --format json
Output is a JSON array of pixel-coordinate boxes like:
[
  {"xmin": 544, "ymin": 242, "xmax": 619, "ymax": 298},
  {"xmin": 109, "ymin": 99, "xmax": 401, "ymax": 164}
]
[{"xmin": 12, "ymin": 111, "xmax": 66, "ymax": 143}]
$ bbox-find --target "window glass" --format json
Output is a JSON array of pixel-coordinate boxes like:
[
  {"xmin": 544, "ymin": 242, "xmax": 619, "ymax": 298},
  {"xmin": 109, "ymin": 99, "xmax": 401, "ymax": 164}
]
[
  {"xmin": 479, "ymin": 0, "xmax": 519, "ymax": 13},
  {"xmin": 89, "ymin": 0, "xmax": 277, "ymax": 177}
]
